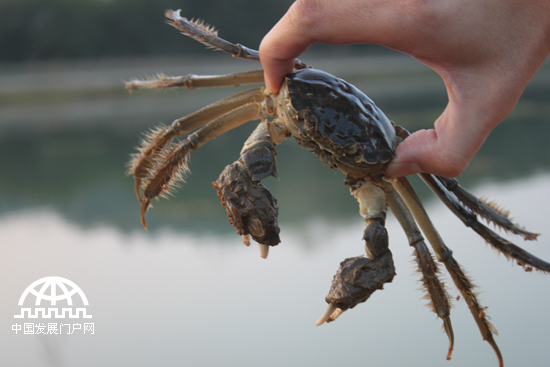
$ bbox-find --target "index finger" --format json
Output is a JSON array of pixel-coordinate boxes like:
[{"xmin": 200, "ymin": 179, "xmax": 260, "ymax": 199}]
[{"xmin": 259, "ymin": 3, "xmax": 317, "ymax": 93}]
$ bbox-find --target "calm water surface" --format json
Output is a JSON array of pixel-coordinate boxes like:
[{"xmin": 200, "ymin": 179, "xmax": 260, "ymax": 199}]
[
  {"xmin": 1, "ymin": 175, "xmax": 550, "ymax": 367},
  {"xmin": 0, "ymin": 55, "xmax": 549, "ymax": 366}
]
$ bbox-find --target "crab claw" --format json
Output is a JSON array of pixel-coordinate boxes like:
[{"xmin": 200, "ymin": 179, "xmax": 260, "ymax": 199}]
[
  {"xmin": 213, "ymin": 160, "xmax": 280, "ymax": 254},
  {"xmin": 316, "ymin": 252, "xmax": 396, "ymax": 325}
]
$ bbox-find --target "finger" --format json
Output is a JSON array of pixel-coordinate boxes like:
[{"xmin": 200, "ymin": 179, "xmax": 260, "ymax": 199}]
[
  {"xmin": 259, "ymin": 2, "xmax": 318, "ymax": 93},
  {"xmin": 386, "ymin": 117, "xmax": 486, "ymax": 178},
  {"xmin": 385, "ymin": 129, "xmax": 466, "ymax": 177}
]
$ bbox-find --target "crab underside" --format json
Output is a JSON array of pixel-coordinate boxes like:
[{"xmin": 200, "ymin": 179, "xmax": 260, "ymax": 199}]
[{"xmin": 124, "ymin": 10, "xmax": 549, "ymax": 367}]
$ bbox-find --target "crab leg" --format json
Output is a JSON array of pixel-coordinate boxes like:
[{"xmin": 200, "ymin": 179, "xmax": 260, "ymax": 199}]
[
  {"xmin": 316, "ymin": 179, "xmax": 396, "ymax": 325},
  {"xmin": 129, "ymin": 87, "xmax": 265, "ymax": 201},
  {"xmin": 421, "ymin": 173, "xmax": 550, "ymax": 273},
  {"xmin": 380, "ymin": 180, "xmax": 454, "ymax": 360},
  {"xmin": 433, "ymin": 175, "xmax": 538, "ymax": 241},
  {"xmin": 166, "ymin": 9, "xmax": 308, "ymax": 70},
  {"xmin": 389, "ymin": 176, "xmax": 503, "ymax": 367},
  {"xmin": 125, "ymin": 69, "xmax": 265, "ymax": 91},
  {"xmin": 213, "ymin": 120, "xmax": 287, "ymax": 258},
  {"xmin": 139, "ymin": 102, "xmax": 264, "ymax": 229}
]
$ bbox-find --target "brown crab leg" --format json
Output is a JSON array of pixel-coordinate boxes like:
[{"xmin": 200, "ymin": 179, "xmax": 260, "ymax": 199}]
[
  {"xmin": 129, "ymin": 87, "xmax": 265, "ymax": 202},
  {"xmin": 389, "ymin": 176, "xmax": 503, "ymax": 367},
  {"xmin": 125, "ymin": 69, "xmax": 265, "ymax": 91},
  {"xmin": 420, "ymin": 173, "xmax": 550, "ymax": 273},
  {"xmin": 379, "ymin": 180, "xmax": 454, "ymax": 361},
  {"xmin": 139, "ymin": 102, "xmax": 262, "ymax": 229},
  {"xmin": 432, "ymin": 175, "xmax": 539, "ymax": 241},
  {"xmin": 166, "ymin": 9, "xmax": 309, "ymax": 70}
]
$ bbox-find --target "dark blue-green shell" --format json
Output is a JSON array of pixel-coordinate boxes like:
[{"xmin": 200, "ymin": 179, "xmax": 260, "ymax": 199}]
[{"xmin": 285, "ymin": 68, "xmax": 397, "ymax": 174}]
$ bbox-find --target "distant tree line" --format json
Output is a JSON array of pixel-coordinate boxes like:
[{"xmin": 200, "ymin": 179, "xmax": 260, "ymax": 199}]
[{"xmin": 0, "ymin": 0, "xmax": 298, "ymax": 62}]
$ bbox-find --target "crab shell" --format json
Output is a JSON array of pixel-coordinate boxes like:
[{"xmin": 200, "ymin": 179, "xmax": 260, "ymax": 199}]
[{"xmin": 278, "ymin": 68, "xmax": 398, "ymax": 176}]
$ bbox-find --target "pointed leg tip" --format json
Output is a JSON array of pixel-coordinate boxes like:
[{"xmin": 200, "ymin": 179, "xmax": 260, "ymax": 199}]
[
  {"xmin": 140, "ymin": 199, "xmax": 151, "ymax": 230},
  {"xmin": 488, "ymin": 339, "xmax": 504, "ymax": 367},
  {"xmin": 134, "ymin": 179, "xmax": 143, "ymax": 203},
  {"xmin": 141, "ymin": 215, "xmax": 148, "ymax": 231},
  {"xmin": 442, "ymin": 317, "xmax": 454, "ymax": 361}
]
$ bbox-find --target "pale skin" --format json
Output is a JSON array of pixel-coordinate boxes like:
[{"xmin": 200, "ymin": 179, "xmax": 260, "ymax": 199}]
[{"xmin": 259, "ymin": 0, "xmax": 550, "ymax": 177}]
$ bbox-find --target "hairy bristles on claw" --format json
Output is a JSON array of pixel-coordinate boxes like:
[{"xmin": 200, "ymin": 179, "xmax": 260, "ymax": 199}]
[
  {"xmin": 479, "ymin": 197, "xmax": 510, "ymax": 218},
  {"xmin": 410, "ymin": 245, "xmax": 454, "ymax": 360},
  {"xmin": 453, "ymin": 182, "xmax": 537, "ymax": 240},
  {"xmin": 142, "ymin": 139, "xmax": 192, "ymax": 202},
  {"xmin": 412, "ymin": 248, "xmax": 452, "ymax": 315},
  {"xmin": 477, "ymin": 196, "xmax": 539, "ymax": 240},
  {"xmin": 445, "ymin": 259, "xmax": 478, "ymax": 307},
  {"xmin": 138, "ymin": 139, "xmax": 192, "ymax": 230},
  {"xmin": 188, "ymin": 18, "xmax": 218, "ymax": 37},
  {"xmin": 127, "ymin": 124, "xmax": 174, "ymax": 177},
  {"xmin": 139, "ymin": 140, "xmax": 191, "ymax": 230},
  {"xmin": 165, "ymin": 10, "xmax": 220, "ymax": 50},
  {"xmin": 128, "ymin": 124, "xmax": 176, "ymax": 201}
]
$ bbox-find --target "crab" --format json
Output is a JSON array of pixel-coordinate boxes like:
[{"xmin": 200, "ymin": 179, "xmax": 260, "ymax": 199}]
[{"xmin": 125, "ymin": 10, "xmax": 549, "ymax": 367}]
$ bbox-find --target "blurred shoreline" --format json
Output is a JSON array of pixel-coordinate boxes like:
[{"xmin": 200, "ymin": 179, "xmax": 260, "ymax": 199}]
[
  {"xmin": 1, "ymin": 53, "xmax": 549, "ymax": 132},
  {"xmin": 0, "ymin": 53, "xmax": 447, "ymax": 130}
]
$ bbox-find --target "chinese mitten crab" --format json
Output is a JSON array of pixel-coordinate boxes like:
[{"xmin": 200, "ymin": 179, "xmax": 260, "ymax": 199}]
[{"xmin": 125, "ymin": 10, "xmax": 549, "ymax": 367}]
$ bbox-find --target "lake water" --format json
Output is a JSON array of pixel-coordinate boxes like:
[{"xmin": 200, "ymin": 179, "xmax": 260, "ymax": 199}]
[{"xmin": 0, "ymin": 54, "xmax": 549, "ymax": 366}]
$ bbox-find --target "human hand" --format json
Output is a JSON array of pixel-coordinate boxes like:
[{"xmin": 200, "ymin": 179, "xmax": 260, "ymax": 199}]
[{"xmin": 259, "ymin": 0, "xmax": 550, "ymax": 177}]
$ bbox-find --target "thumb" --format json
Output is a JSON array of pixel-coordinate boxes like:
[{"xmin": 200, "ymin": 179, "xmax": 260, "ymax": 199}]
[{"xmin": 386, "ymin": 129, "xmax": 485, "ymax": 177}]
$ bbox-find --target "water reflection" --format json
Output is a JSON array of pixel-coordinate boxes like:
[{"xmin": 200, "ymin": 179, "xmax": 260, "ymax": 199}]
[
  {"xmin": 0, "ymin": 55, "xmax": 549, "ymax": 232},
  {"xmin": 1, "ymin": 55, "xmax": 549, "ymax": 366},
  {"xmin": 1, "ymin": 174, "xmax": 549, "ymax": 367}
]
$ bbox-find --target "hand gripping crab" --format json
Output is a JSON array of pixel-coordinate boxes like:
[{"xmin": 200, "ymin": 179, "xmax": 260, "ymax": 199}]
[{"xmin": 126, "ymin": 10, "xmax": 549, "ymax": 366}]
